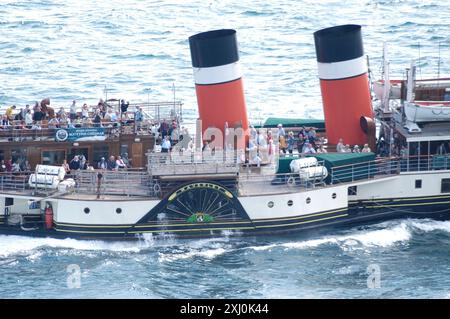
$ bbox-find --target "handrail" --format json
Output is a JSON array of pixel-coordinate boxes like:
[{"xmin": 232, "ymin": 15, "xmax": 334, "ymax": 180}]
[{"xmin": 330, "ymin": 154, "xmax": 450, "ymax": 184}]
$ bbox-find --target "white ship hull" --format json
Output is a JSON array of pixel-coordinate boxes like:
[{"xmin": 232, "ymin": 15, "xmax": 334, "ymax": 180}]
[{"xmin": 2, "ymin": 166, "xmax": 450, "ymax": 239}]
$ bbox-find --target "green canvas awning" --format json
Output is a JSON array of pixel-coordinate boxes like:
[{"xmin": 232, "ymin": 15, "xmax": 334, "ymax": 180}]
[{"xmin": 276, "ymin": 152, "xmax": 376, "ymax": 184}]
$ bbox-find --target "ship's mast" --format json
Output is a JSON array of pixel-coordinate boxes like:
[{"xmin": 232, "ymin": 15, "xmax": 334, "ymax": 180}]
[
  {"xmin": 406, "ymin": 61, "xmax": 416, "ymax": 103},
  {"xmin": 381, "ymin": 43, "xmax": 391, "ymax": 113}
]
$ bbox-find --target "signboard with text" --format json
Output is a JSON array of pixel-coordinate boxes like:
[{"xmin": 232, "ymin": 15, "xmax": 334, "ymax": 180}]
[{"xmin": 55, "ymin": 128, "xmax": 106, "ymax": 142}]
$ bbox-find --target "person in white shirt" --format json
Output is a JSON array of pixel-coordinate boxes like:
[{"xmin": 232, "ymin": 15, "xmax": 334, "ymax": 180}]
[
  {"xmin": 303, "ymin": 143, "xmax": 316, "ymax": 154},
  {"xmin": 353, "ymin": 145, "xmax": 361, "ymax": 153},
  {"xmin": 25, "ymin": 109, "xmax": 33, "ymax": 127},
  {"xmin": 336, "ymin": 138, "xmax": 345, "ymax": 153},
  {"xmin": 362, "ymin": 144, "xmax": 371, "ymax": 153},
  {"xmin": 344, "ymin": 144, "xmax": 352, "ymax": 153},
  {"xmin": 317, "ymin": 145, "xmax": 327, "ymax": 153},
  {"xmin": 116, "ymin": 156, "xmax": 127, "ymax": 169},
  {"xmin": 277, "ymin": 124, "xmax": 285, "ymax": 138},
  {"xmin": 81, "ymin": 103, "xmax": 89, "ymax": 119},
  {"xmin": 161, "ymin": 136, "xmax": 171, "ymax": 153}
]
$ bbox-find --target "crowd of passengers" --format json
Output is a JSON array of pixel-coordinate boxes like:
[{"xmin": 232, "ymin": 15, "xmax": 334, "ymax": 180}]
[
  {"xmin": 1, "ymin": 99, "xmax": 143, "ymax": 129},
  {"xmin": 0, "ymin": 99, "xmax": 179, "ymax": 137},
  {"xmin": 263, "ymin": 124, "xmax": 371, "ymax": 155},
  {"xmin": 64, "ymin": 153, "xmax": 131, "ymax": 173}
]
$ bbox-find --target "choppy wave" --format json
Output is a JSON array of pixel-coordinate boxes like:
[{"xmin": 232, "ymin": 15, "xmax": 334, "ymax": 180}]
[
  {"xmin": 0, "ymin": 235, "xmax": 149, "ymax": 258},
  {"xmin": 247, "ymin": 219, "xmax": 450, "ymax": 252}
]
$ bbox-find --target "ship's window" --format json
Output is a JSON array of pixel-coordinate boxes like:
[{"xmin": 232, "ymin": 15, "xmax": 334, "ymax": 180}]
[
  {"xmin": 93, "ymin": 145, "xmax": 109, "ymax": 163},
  {"xmin": 306, "ymin": 197, "xmax": 311, "ymax": 204},
  {"xmin": 415, "ymin": 180, "xmax": 422, "ymax": 189},
  {"xmin": 42, "ymin": 150, "xmax": 66, "ymax": 165},
  {"xmin": 348, "ymin": 186, "xmax": 357, "ymax": 196},
  {"xmin": 441, "ymin": 179, "xmax": 450, "ymax": 193},
  {"xmin": 332, "ymin": 193, "xmax": 337, "ymax": 199},
  {"xmin": 287, "ymin": 200, "xmax": 293, "ymax": 206},
  {"xmin": 116, "ymin": 208, "xmax": 122, "ymax": 214},
  {"xmin": 268, "ymin": 201, "xmax": 274, "ymax": 208},
  {"xmin": 84, "ymin": 207, "xmax": 90, "ymax": 214},
  {"xmin": 11, "ymin": 148, "xmax": 26, "ymax": 164}
]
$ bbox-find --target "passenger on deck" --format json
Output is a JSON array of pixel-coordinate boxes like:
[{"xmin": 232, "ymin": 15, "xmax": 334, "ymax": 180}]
[
  {"xmin": 0, "ymin": 160, "xmax": 5, "ymax": 172},
  {"xmin": 97, "ymin": 99, "xmax": 107, "ymax": 116},
  {"xmin": 69, "ymin": 100, "xmax": 77, "ymax": 120},
  {"xmin": 308, "ymin": 127, "xmax": 316, "ymax": 141},
  {"xmin": 297, "ymin": 131, "xmax": 306, "ymax": 154},
  {"xmin": 25, "ymin": 109, "xmax": 33, "ymax": 128},
  {"xmin": 48, "ymin": 116, "xmax": 59, "ymax": 129},
  {"xmin": 107, "ymin": 156, "xmax": 117, "ymax": 170},
  {"xmin": 11, "ymin": 161, "xmax": 21, "ymax": 173},
  {"xmin": 249, "ymin": 125, "xmax": 257, "ymax": 140},
  {"xmin": 160, "ymin": 119, "xmax": 169, "ymax": 138},
  {"xmin": 21, "ymin": 160, "xmax": 31, "ymax": 172},
  {"xmin": 249, "ymin": 152, "xmax": 262, "ymax": 167},
  {"xmin": 59, "ymin": 113, "xmax": 70, "ymax": 128},
  {"xmin": 135, "ymin": 107, "xmax": 144, "ymax": 130},
  {"xmin": 353, "ymin": 145, "xmax": 361, "ymax": 153},
  {"xmin": 277, "ymin": 124, "xmax": 285, "ymax": 138},
  {"xmin": 120, "ymin": 100, "xmax": 129, "ymax": 117},
  {"xmin": 14, "ymin": 108, "xmax": 24, "ymax": 121},
  {"xmin": 93, "ymin": 109, "xmax": 103, "ymax": 127},
  {"xmin": 362, "ymin": 144, "xmax": 371, "ymax": 153},
  {"xmin": 32, "ymin": 106, "xmax": 45, "ymax": 123},
  {"xmin": 303, "ymin": 142, "xmax": 316, "ymax": 154},
  {"xmin": 279, "ymin": 134, "xmax": 287, "ymax": 154},
  {"xmin": 287, "ymin": 131, "xmax": 295, "ymax": 155},
  {"xmin": 161, "ymin": 136, "xmax": 171, "ymax": 153},
  {"xmin": 122, "ymin": 153, "xmax": 131, "ymax": 167},
  {"xmin": 336, "ymin": 138, "xmax": 345, "ymax": 153},
  {"xmin": 344, "ymin": 144, "xmax": 352, "ymax": 153},
  {"xmin": 62, "ymin": 159, "xmax": 70, "ymax": 174},
  {"xmin": 98, "ymin": 157, "xmax": 107, "ymax": 170},
  {"xmin": 317, "ymin": 144, "xmax": 327, "ymax": 153},
  {"xmin": 104, "ymin": 109, "xmax": 118, "ymax": 126},
  {"xmin": 69, "ymin": 156, "xmax": 81, "ymax": 171},
  {"xmin": 437, "ymin": 142, "xmax": 448, "ymax": 155},
  {"xmin": 5, "ymin": 159, "xmax": 12, "ymax": 172},
  {"xmin": 81, "ymin": 103, "xmax": 89, "ymax": 119},
  {"xmin": 0, "ymin": 115, "xmax": 11, "ymax": 129},
  {"xmin": 5, "ymin": 105, "xmax": 16, "ymax": 121},
  {"xmin": 116, "ymin": 156, "xmax": 127, "ymax": 169}
]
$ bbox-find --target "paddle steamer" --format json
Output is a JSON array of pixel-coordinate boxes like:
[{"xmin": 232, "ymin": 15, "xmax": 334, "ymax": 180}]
[{"xmin": 1, "ymin": 25, "xmax": 450, "ymax": 240}]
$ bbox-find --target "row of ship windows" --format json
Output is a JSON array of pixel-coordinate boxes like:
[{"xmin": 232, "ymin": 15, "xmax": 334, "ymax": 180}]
[
  {"xmin": 82, "ymin": 192, "xmax": 340, "ymax": 213},
  {"xmin": 267, "ymin": 193, "xmax": 337, "ymax": 208},
  {"xmin": 84, "ymin": 207, "xmax": 122, "ymax": 214}
]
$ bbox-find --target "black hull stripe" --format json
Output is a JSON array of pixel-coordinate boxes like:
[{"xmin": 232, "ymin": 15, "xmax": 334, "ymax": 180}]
[
  {"xmin": 53, "ymin": 207, "xmax": 347, "ymax": 229},
  {"xmin": 319, "ymin": 72, "xmax": 367, "ymax": 82},
  {"xmin": 195, "ymin": 77, "xmax": 241, "ymax": 87}
]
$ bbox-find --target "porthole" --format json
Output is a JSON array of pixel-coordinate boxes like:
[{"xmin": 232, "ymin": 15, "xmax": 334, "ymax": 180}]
[
  {"xmin": 306, "ymin": 197, "xmax": 311, "ymax": 204},
  {"xmin": 116, "ymin": 208, "xmax": 122, "ymax": 214},
  {"xmin": 84, "ymin": 207, "xmax": 90, "ymax": 214},
  {"xmin": 332, "ymin": 193, "xmax": 337, "ymax": 199},
  {"xmin": 287, "ymin": 200, "xmax": 293, "ymax": 206},
  {"xmin": 268, "ymin": 201, "xmax": 274, "ymax": 208}
]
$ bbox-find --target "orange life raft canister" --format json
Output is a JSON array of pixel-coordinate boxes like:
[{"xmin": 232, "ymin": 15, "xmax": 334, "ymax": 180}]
[{"xmin": 45, "ymin": 205, "xmax": 53, "ymax": 230}]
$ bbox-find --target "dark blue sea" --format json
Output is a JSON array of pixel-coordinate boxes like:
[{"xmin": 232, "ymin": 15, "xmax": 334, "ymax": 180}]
[{"xmin": 0, "ymin": 0, "xmax": 449, "ymax": 298}]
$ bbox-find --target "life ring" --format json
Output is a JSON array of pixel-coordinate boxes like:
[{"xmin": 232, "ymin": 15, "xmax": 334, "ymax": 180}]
[
  {"xmin": 286, "ymin": 176, "xmax": 296, "ymax": 187},
  {"xmin": 153, "ymin": 183, "xmax": 162, "ymax": 196}
]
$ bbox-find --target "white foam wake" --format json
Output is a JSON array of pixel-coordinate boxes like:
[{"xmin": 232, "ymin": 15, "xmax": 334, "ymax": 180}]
[
  {"xmin": 0, "ymin": 235, "xmax": 153, "ymax": 258},
  {"xmin": 247, "ymin": 218, "xmax": 450, "ymax": 252}
]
